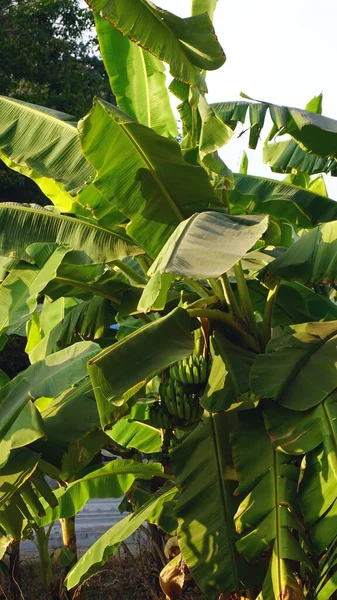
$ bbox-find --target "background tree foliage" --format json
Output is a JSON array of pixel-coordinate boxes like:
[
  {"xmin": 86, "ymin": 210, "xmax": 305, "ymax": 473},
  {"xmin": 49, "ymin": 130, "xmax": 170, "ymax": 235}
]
[{"xmin": 0, "ymin": 0, "xmax": 114, "ymax": 204}]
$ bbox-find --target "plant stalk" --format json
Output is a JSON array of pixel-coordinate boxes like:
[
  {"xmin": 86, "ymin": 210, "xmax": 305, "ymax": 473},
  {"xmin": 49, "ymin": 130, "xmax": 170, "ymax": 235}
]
[
  {"xmin": 207, "ymin": 278, "xmax": 225, "ymax": 303},
  {"xmin": 185, "ymin": 279, "xmax": 212, "ymax": 299},
  {"xmin": 220, "ymin": 273, "xmax": 242, "ymax": 319},
  {"xmin": 110, "ymin": 259, "xmax": 147, "ymax": 286},
  {"xmin": 187, "ymin": 308, "xmax": 259, "ymax": 352},
  {"xmin": 234, "ymin": 262, "xmax": 260, "ymax": 344},
  {"xmin": 261, "ymin": 282, "xmax": 280, "ymax": 349},
  {"xmin": 35, "ymin": 526, "xmax": 53, "ymax": 594},
  {"xmin": 61, "ymin": 516, "xmax": 78, "ymax": 568}
]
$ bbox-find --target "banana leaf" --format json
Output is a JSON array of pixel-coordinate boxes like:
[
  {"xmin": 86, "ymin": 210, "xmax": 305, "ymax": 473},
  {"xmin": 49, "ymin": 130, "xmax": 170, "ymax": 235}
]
[
  {"xmin": 192, "ymin": 0, "xmax": 218, "ymax": 19},
  {"xmin": 88, "ymin": 307, "xmax": 193, "ymax": 410},
  {"xmin": 0, "ymin": 377, "xmax": 44, "ymax": 468},
  {"xmin": 38, "ymin": 459, "xmax": 167, "ymax": 525},
  {"xmin": 263, "ymin": 139, "xmax": 337, "ymax": 177},
  {"xmin": 264, "ymin": 394, "xmax": 337, "ymax": 555},
  {"xmin": 65, "ymin": 482, "xmax": 178, "ymax": 590},
  {"xmin": 95, "ymin": 14, "xmax": 177, "ymax": 138},
  {"xmin": 0, "ymin": 204, "xmax": 139, "ymax": 264},
  {"xmin": 80, "ymin": 99, "xmax": 219, "ymax": 257},
  {"xmin": 0, "ymin": 96, "xmax": 93, "ymax": 215},
  {"xmin": 87, "ymin": 0, "xmax": 225, "ymax": 91},
  {"xmin": 148, "ymin": 212, "xmax": 268, "ymax": 280},
  {"xmin": 0, "ymin": 449, "xmax": 39, "ymax": 507},
  {"xmin": 107, "ymin": 401, "xmax": 162, "ymax": 453},
  {"xmin": 232, "ymin": 410, "xmax": 308, "ymax": 599},
  {"xmin": 250, "ymin": 321, "xmax": 337, "ymax": 411},
  {"xmin": 0, "ymin": 243, "xmax": 71, "ymax": 335},
  {"xmin": 172, "ymin": 414, "xmax": 260, "ymax": 595},
  {"xmin": 259, "ymin": 221, "xmax": 337, "ymax": 285},
  {"xmin": 230, "ymin": 174, "xmax": 337, "ymax": 228}
]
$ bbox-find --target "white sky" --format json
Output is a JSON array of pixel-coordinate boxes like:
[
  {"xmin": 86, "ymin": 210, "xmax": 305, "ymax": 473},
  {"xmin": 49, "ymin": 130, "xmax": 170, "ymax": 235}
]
[{"xmin": 156, "ymin": 0, "xmax": 337, "ymax": 198}]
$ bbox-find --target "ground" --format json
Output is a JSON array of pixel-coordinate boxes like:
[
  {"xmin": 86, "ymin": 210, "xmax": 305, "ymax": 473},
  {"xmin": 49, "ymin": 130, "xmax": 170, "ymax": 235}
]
[{"xmin": 1, "ymin": 549, "xmax": 212, "ymax": 600}]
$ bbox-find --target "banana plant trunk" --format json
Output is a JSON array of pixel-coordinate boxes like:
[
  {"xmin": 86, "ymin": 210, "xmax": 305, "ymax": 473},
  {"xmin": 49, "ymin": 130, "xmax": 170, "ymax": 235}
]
[
  {"xmin": 61, "ymin": 517, "xmax": 78, "ymax": 568},
  {"xmin": 35, "ymin": 526, "xmax": 53, "ymax": 595},
  {"xmin": 8, "ymin": 540, "xmax": 21, "ymax": 600}
]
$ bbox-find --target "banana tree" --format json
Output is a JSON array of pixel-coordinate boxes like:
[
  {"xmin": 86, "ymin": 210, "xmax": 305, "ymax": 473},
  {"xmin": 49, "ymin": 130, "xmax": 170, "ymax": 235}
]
[{"xmin": 0, "ymin": 0, "xmax": 337, "ymax": 599}]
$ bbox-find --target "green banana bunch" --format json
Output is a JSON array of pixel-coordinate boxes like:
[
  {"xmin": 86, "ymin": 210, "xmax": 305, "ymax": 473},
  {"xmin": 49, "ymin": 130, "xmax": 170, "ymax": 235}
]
[
  {"xmin": 148, "ymin": 401, "xmax": 173, "ymax": 430},
  {"xmin": 170, "ymin": 354, "xmax": 208, "ymax": 387}
]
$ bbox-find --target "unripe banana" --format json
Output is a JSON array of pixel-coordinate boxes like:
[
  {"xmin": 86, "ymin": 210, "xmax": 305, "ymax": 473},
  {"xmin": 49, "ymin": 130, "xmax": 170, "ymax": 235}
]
[
  {"xmin": 183, "ymin": 394, "xmax": 191, "ymax": 421},
  {"xmin": 184, "ymin": 361, "xmax": 194, "ymax": 385},
  {"xmin": 175, "ymin": 391, "xmax": 185, "ymax": 420},
  {"xmin": 178, "ymin": 362, "xmax": 188, "ymax": 385},
  {"xmin": 192, "ymin": 364, "xmax": 200, "ymax": 385}
]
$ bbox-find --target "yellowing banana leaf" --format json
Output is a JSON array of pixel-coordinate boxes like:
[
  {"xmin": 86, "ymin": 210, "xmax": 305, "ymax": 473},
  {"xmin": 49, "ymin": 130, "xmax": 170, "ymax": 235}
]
[
  {"xmin": 250, "ymin": 321, "xmax": 337, "ymax": 411},
  {"xmin": 38, "ymin": 459, "xmax": 166, "ymax": 526},
  {"xmin": 172, "ymin": 414, "xmax": 259, "ymax": 595},
  {"xmin": 0, "ymin": 243, "xmax": 70, "ymax": 335},
  {"xmin": 231, "ymin": 174, "xmax": 337, "ymax": 228},
  {"xmin": 65, "ymin": 482, "xmax": 178, "ymax": 590},
  {"xmin": 0, "ymin": 204, "xmax": 139, "ymax": 264},
  {"xmin": 233, "ymin": 410, "xmax": 307, "ymax": 600},
  {"xmin": 79, "ymin": 99, "xmax": 219, "ymax": 257},
  {"xmin": 259, "ymin": 221, "xmax": 337, "ymax": 285},
  {"xmin": 95, "ymin": 14, "xmax": 177, "ymax": 138},
  {"xmin": 148, "ymin": 211, "xmax": 268, "ymax": 279},
  {"xmin": 88, "ymin": 307, "xmax": 193, "ymax": 408},
  {"xmin": 0, "ymin": 96, "xmax": 93, "ymax": 215},
  {"xmin": 87, "ymin": 0, "xmax": 225, "ymax": 91}
]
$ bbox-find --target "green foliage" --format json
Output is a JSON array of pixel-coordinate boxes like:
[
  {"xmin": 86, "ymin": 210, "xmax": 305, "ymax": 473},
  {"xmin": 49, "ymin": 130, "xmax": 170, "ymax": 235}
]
[{"xmin": 0, "ymin": 3, "xmax": 337, "ymax": 599}]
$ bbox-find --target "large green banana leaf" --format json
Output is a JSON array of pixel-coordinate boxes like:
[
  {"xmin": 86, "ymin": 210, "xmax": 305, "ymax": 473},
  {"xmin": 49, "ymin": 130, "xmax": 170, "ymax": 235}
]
[
  {"xmin": 65, "ymin": 482, "xmax": 178, "ymax": 590},
  {"xmin": 95, "ymin": 14, "xmax": 177, "ymax": 138},
  {"xmin": 19, "ymin": 341, "xmax": 99, "ymax": 400},
  {"xmin": 0, "ymin": 204, "xmax": 139, "ymax": 265},
  {"xmin": 201, "ymin": 330, "xmax": 257, "ymax": 412},
  {"xmin": 80, "ymin": 99, "xmax": 219, "ymax": 257},
  {"xmin": 38, "ymin": 459, "xmax": 166, "ymax": 525},
  {"xmin": 32, "ymin": 380, "xmax": 108, "ymax": 478},
  {"xmin": 0, "ymin": 242, "xmax": 70, "ymax": 335},
  {"xmin": 87, "ymin": 0, "xmax": 225, "ymax": 92},
  {"xmin": 172, "ymin": 414, "xmax": 259, "ymax": 595},
  {"xmin": 0, "ymin": 96, "xmax": 94, "ymax": 214},
  {"xmin": 230, "ymin": 174, "xmax": 337, "ymax": 228},
  {"xmin": 0, "ymin": 377, "xmax": 44, "ymax": 468},
  {"xmin": 315, "ymin": 539, "xmax": 337, "ymax": 600},
  {"xmin": 212, "ymin": 98, "xmax": 337, "ymax": 157},
  {"xmin": 88, "ymin": 307, "xmax": 193, "ymax": 409},
  {"xmin": 148, "ymin": 212, "xmax": 268, "ymax": 279},
  {"xmin": 260, "ymin": 221, "xmax": 337, "ymax": 286},
  {"xmin": 107, "ymin": 401, "xmax": 162, "ymax": 453},
  {"xmin": 232, "ymin": 410, "xmax": 307, "ymax": 599},
  {"xmin": 251, "ymin": 321, "xmax": 337, "ymax": 410},
  {"xmin": 263, "ymin": 139, "xmax": 337, "ymax": 177},
  {"xmin": 247, "ymin": 280, "xmax": 337, "ymax": 326},
  {"xmin": 0, "ymin": 449, "xmax": 39, "ymax": 508},
  {"xmin": 264, "ymin": 395, "xmax": 337, "ymax": 558}
]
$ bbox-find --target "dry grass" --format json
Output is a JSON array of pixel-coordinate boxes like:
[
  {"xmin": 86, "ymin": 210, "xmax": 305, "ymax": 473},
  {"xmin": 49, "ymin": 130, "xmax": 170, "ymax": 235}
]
[{"xmin": 1, "ymin": 548, "xmax": 211, "ymax": 600}]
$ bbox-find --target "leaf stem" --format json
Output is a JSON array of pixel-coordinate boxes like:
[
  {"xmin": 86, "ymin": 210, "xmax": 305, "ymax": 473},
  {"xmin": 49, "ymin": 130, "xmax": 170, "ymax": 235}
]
[
  {"xmin": 234, "ymin": 262, "xmax": 260, "ymax": 343},
  {"xmin": 220, "ymin": 273, "xmax": 242, "ymax": 319},
  {"xmin": 187, "ymin": 295, "xmax": 218, "ymax": 310},
  {"xmin": 110, "ymin": 259, "xmax": 147, "ymax": 286},
  {"xmin": 187, "ymin": 308, "xmax": 259, "ymax": 351},
  {"xmin": 261, "ymin": 282, "xmax": 280, "ymax": 349},
  {"xmin": 208, "ymin": 278, "xmax": 225, "ymax": 302},
  {"xmin": 185, "ymin": 279, "xmax": 212, "ymax": 299}
]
